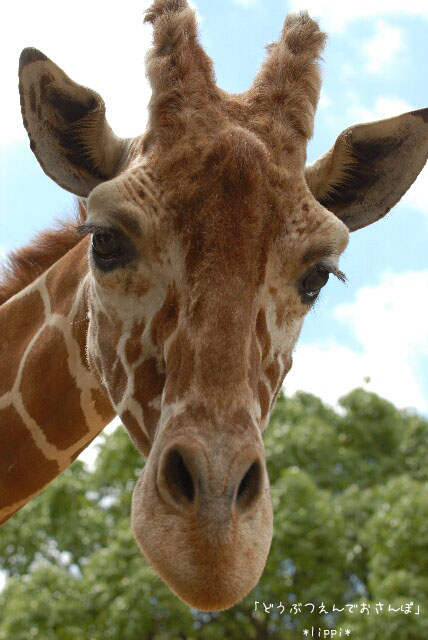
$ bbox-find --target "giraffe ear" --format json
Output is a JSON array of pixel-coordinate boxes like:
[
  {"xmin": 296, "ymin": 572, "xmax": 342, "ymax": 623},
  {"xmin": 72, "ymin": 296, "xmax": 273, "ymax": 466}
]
[
  {"xmin": 19, "ymin": 48, "xmax": 129, "ymax": 197},
  {"xmin": 305, "ymin": 109, "xmax": 428, "ymax": 231}
]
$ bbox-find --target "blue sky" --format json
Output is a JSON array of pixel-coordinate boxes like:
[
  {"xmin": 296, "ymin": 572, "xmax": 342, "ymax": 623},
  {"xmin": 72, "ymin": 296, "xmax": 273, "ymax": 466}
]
[{"xmin": 1, "ymin": 0, "xmax": 428, "ymax": 414}]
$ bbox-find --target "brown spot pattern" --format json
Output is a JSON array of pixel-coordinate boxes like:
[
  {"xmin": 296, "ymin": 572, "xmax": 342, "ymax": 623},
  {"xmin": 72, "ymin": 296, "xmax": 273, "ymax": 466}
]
[
  {"xmin": 122, "ymin": 409, "xmax": 151, "ymax": 456},
  {"xmin": 164, "ymin": 330, "xmax": 195, "ymax": 403},
  {"xmin": 125, "ymin": 319, "xmax": 146, "ymax": 365},
  {"xmin": 125, "ymin": 276, "xmax": 150, "ymax": 298},
  {"xmin": 256, "ymin": 309, "xmax": 271, "ymax": 361},
  {"xmin": 91, "ymin": 387, "xmax": 114, "ymax": 422},
  {"xmin": 143, "ymin": 405, "xmax": 161, "ymax": 441},
  {"xmin": 275, "ymin": 300, "xmax": 288, "ymax": 327},
  {"xmin": 282, "ymin": 353, "xmax": 293, "ymax": 376},
  {"xmin": 248, "ymin": 335, "xmax": 260, "ymax": 395},
  {"xmin": 48, "ymin": 243, "xmax": 88, "ymax": 317},
  {"xmin": 258, "ymin": 381, "xmax": 270, "ymax": 419},
  {"xmin": 97, "ymin": 311, "xmax": 122, "ymax": 372},
  {"xmin": 134, "ymin": 358, "xmax": 165, "ymax": 404},
  {"xmin": 257, "ymin": 231, "xmax": 270, "ymax": 286},
  {"xmin": 19, "ymin": 326, "xmax": 89, "ymax": 449},
  {"xmin": 109, "ymin": 358, "xmax": 128, "ymax": 406},
  {"xmin": 134, "ymin": 358, "xmax": 165, "ymax": 439},
  {"xmin": 265, "ymin": 359, "xmax": 280, "ymax": 391},
  {"xmin": 232, "ymin": 407, "xmax": 257, "ymax": 437},
  {"xmin": 0, "ymin": 405, "xmax": 59, "ymax": 506},
  {"xmin": 0, "ymin": 289, "xmax": 45, "ymax": 395},
  {"xmin": 150, "ymin": 284, "xmax": 179, "ymax": 348}
]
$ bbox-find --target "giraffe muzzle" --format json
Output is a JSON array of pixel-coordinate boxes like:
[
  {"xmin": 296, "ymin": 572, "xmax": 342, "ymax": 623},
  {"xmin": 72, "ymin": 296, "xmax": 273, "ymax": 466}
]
[{"xmin": 131, "ymin": 431, "xmax": 273, "ymax": 611}]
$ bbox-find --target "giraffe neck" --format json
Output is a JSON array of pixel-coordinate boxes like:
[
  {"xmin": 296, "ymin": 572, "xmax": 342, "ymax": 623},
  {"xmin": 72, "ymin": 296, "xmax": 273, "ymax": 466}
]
[{"xmin": 0, "ymin": 238, "xmax": 114, "ymax": 524}]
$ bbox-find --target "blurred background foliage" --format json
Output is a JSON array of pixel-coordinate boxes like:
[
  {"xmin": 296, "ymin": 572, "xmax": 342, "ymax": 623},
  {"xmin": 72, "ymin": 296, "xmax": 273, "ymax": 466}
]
[{"xmin": 1, "ymin": 388, "xmax": 428, "ymax": 639}]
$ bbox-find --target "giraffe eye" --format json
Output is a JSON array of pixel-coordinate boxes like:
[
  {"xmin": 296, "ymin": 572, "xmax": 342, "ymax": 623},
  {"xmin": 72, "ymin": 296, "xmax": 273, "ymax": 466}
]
[
  {"xmin": 92, "ymin": 230, "xmax": 118, "ymax": 259},
  {"xmin": 301, "ymin": 268, "xmax": 330, "ymax": 303},
  {"xmin": 89, "ymin": 227, "xmax": 136, "ymax": 272}
]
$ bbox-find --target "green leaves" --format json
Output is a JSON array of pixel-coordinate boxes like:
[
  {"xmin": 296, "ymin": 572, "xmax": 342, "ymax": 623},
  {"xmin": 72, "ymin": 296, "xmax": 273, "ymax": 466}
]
[{"xmin": 1, "ymin": 390, "xmax": 428, "ymax": 638}]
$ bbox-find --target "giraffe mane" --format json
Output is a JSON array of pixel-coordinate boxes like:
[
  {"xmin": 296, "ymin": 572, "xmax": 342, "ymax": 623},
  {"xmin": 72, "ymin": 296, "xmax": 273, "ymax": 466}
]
[{"xmin": 0, "ymin": 200, "xmax": 87, "ymax": 306}]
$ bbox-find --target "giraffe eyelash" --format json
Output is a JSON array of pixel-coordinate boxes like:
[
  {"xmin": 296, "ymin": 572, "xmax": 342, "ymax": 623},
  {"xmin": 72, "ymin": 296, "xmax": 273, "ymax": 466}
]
[
  {"xmin": 77, "ymin": 223, "xmax": 106, "ymax": 236},
  {"xmin": 312, "ymin": 259, "xmax": 347, "ymax": 283},
  {"xmin": 326, "ymin": 265, "xmax": 347, "ymax": 284}
]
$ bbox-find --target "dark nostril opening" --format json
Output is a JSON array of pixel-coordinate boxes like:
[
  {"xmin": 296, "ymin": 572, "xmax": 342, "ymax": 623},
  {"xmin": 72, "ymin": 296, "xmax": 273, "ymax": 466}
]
[
  {"xmin": 236, "ymin": 460, "xmax": 262, "ymax": 512},
  {"xmin": 163, "ymin": 448, "xmax": 195, "ymax": 505}
]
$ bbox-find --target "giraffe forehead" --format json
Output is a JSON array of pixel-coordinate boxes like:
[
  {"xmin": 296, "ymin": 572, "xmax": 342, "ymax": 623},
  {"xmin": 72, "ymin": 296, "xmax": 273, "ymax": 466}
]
[{"xmin": 87, "ymin": 120, "xmax": 327, "ymax": 264}]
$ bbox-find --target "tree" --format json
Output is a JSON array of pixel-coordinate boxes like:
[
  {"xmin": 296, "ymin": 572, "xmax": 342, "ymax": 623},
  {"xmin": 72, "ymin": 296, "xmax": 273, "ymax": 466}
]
[{"xmin": 1, "ymin": 388, "xmax": 427, "ymax": 638}]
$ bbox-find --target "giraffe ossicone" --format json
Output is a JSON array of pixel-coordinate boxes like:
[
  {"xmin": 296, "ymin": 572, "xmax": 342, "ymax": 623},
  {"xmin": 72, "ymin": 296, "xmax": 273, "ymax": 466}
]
[{"xmin": 1, "ymin": 0, "xmax": 427, "ymax": 611}]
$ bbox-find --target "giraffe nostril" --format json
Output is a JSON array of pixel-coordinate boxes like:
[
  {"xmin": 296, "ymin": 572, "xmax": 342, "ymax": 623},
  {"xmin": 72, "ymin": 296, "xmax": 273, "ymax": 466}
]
[
  {"xmin": 236, "ymin": 459, "xmax": 262, "ymax": 512},
  {"xmin": 161, "ymin": 447, "xmax": 195, "ymax": 506},
  {"xmin": 157, "ymin": 441, "xmax": 264, "ymax": 516}
]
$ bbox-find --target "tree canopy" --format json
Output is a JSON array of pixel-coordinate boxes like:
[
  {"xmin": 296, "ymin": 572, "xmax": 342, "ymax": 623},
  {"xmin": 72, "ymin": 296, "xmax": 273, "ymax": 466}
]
[{"xmin": 1, "ymin": 388, "xmax": 427, "ymax": 639}]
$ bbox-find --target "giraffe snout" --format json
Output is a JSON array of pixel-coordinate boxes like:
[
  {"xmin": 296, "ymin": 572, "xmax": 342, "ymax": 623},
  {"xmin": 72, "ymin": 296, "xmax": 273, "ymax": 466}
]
[{"xmin": 131, "ymin": 432, "xmax": 273, "ymax": 611}]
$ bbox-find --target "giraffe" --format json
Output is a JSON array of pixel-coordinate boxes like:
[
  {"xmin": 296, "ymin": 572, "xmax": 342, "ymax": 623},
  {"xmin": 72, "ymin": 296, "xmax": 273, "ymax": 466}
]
[{"xmin": 1, "ymin": 0, "xmax": 427, "ymax": 612}]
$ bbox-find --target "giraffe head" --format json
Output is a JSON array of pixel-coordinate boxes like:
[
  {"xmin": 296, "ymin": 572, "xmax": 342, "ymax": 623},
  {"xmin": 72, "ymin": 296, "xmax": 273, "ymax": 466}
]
[{"xmin": 18, "ymin": 0, "xmax": 428, "ymax": 611}]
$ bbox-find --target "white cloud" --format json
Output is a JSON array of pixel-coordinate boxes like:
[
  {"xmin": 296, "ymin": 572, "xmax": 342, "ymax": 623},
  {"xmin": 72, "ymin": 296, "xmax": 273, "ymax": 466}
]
[
  {"xmin": 363, "ymin": 20, "xmax": 404, "ymax": 73},
  {"xmin": 285, "ymin": 271, "xmax": 428, "ymax": 413},
  {"xmin": 289, "ymin": 0, "xmax": 428, "ymax": 32},
  {"xmin": 1, "ymin": 0, "xmax": 153, "ymax": 146},
  {"xmin": 336, "ymin": 271, "xmax": 428, "ymax": 357},
  {"xmin": 348, "ymin": 96, "xmax": 413, "ymax": 124}
]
